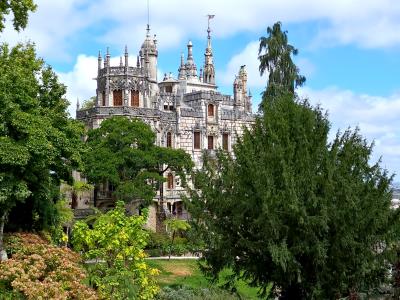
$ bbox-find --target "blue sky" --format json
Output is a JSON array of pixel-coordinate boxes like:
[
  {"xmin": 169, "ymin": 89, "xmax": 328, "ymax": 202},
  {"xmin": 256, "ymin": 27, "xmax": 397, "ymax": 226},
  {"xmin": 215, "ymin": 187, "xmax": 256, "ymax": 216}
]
[{"xmin": 2, "ymin": 0, "xmax": 400, "ymax": 180}]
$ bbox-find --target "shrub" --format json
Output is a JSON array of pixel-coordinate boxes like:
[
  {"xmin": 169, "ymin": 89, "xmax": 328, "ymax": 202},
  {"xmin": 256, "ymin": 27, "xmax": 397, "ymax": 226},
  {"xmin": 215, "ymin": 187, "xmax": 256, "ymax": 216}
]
[
  {"xmin": 0, "ymin": 233, "xmax": 98, "ymax": 300},
  {"xmin": 156, "ymin": 286, "xmax": 240, "ymax": 300},
  {"xmin": 72, "ymin": 201, "xmax": 159, "ymax": 300}
]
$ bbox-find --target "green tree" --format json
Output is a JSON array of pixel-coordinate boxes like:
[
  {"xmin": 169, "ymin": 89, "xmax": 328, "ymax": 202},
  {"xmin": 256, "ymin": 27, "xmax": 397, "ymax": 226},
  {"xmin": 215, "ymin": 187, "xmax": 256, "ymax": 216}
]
[
  {"xmin": 186, "ymin": 23, "xmax": 397, "ymax": 299},
  {"xmin": 164, "ymin": 218, "xmax": 190, "ymax": 259},
  {"xmin": 0, "ymin": 43, "xmax": 84, "ymax": 259},
  {"xmin": 83, "ymin": 116, "xmax": 193, "ymax": 210},
  {"xmin": 72, "ymin": 201, "xmax": 159, "ymax": 300},
  {"xmin": 0, "ymin": 0, "xmax": 37, "ymax": 32},
  {"xmin": 258, "ymin": 22, "xmax": 305, "ymax": 107}
]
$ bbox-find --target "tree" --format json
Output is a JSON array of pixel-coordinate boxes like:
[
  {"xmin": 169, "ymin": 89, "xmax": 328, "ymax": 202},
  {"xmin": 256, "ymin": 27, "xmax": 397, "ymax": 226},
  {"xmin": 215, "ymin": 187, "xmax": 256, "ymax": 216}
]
[
  {"xmin": 0, "ymin": 0, "xmax": 37, "ymax": 32},
  {"xmin": 258, "ymin": 22, "xmax": 305, "ymax": 108},
  {"xmin": 0, "ymin": 43, "xmax": 85, "ymax": 259},
  {"xmin": 83, "ymin": 116, "xmax": 193, "ymax": 211},
  {"xmin": 72, "ymin": 201, "xmax": 159, "ymax": 300},
  {"xmin": 164, "ymin": 218, "xmax": 190, "ymax": 259},
  {"xmin": 186, "ymin": 23, "xmax": 398, "ymax": 299}
]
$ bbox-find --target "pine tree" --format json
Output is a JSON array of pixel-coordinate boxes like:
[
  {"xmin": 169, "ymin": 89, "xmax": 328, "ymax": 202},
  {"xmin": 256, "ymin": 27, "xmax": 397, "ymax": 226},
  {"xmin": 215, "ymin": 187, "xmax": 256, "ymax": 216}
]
[{"xmin": 187, "ymin": 22, "xmax": 397, "ymax": 299}]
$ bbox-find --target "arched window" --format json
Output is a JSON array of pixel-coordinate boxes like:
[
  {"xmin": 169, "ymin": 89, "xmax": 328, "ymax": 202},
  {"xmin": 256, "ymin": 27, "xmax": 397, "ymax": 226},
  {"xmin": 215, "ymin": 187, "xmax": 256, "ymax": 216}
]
[
  {"xmin": 208, "ymin": 104, "xmax": 214, "ymax": 117},
  {"xmin": 166, "ymin": 132, "xmax": 172, "ymax": 148},
  {"xmin": 167, "ymin": 173, "xmax": 174, "ymax": 189}
]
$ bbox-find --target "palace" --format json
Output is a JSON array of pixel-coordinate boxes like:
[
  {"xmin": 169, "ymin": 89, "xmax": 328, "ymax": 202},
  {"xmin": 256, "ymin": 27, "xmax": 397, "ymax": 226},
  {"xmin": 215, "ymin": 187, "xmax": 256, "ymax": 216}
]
[{"xmin": 75, "ymin": 21, "xmax": 254, "ymax": 230}]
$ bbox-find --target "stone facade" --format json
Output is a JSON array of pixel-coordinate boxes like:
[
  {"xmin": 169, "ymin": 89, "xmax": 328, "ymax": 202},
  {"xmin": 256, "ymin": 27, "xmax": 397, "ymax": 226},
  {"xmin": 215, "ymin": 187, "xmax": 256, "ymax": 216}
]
[{"xmin": 75, "ymin": 22, "xmax": 254, "ymax": 230}]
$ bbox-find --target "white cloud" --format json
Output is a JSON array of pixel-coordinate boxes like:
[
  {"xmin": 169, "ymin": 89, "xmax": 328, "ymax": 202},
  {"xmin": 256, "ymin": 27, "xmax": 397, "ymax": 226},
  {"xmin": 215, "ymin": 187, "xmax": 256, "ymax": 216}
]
[
  {"xmin": 299, "ymin": 87, "xmax": 400, "ymax": 177},
  {"xmin": 217, "ymin": 41, "xmax": 266, "ymax": 89},
  {"xmin": 3, "ymin": 0, "xmax": 400, "ymax": 63}
]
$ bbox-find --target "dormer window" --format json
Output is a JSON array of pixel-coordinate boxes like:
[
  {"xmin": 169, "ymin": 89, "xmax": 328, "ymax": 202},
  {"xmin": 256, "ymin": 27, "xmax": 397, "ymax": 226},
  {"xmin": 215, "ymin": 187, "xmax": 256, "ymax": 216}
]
[{"xmin": 208, "ymin": 104, "xmax": 214, "ymax": 117}]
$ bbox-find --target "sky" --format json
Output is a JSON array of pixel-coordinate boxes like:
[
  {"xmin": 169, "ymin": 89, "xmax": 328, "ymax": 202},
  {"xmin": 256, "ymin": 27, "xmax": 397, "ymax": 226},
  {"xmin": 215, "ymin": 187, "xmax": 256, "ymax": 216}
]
[{"xmin": 1, "ymin": 0, "xmax": 400, "ymax": 180}]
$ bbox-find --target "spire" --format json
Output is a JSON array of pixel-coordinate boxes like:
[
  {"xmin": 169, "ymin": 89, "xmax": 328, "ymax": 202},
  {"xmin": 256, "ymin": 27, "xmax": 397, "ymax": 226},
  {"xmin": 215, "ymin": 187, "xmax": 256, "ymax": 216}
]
[
  {"xmin": 136, "ymin": 55, "xmax": 140, "ymax": 67},
  {"xmin": 106, "ymin": 47, "xmax": 110, "ymax": 68},
  {"xmin": 186, "ymin": 41, "xmax": 197, "ymax": 78},
  {"xmin": 203, "ymin": 15, "xmax": 215, "ymax": 84},
  {"xmin": 178, "ymin": 52, "xmax": 186, "ymax": 79},
  {"xmin": 187, "ymin": 40, "xmax": 193, "ymax": 62},
  {"xmin": 124, "ymin": 45, "xmax": 128, "ymax": 67},
  {"xmin": 98, "ymin": 50, "xmax": 102, "ymax": 72},
  {"xmin": 119, "ymin": 56, "xmax": 123, "ymax": 67},
  {"xmin": 76, "ymin": 97, "xmax": 80, "ymax": 110}
]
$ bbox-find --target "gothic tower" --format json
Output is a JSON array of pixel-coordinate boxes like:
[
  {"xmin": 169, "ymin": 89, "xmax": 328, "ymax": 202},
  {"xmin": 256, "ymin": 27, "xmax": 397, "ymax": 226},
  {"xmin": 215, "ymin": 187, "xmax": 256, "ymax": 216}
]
[{"xmin": 203, "ymin": 15, "xmax": 215, "ymax": 84}]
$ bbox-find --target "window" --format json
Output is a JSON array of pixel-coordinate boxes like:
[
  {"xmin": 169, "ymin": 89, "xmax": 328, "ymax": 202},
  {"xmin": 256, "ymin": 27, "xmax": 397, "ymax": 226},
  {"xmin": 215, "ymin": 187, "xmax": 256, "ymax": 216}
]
[
  {"xmin": 194, "ymin": 132, "xmax": 200, "ymax": 149},
  {"xmin": 208, "ymin": 135, "xmax": 214, "ymax": 150},
  {"xmin": 102, "ymin": 91, "xmax": 106, "ymax": 106},
  {"xmin": 113, "ymin": 90, "xmax": 123, "ymax": 106},
  {"xmin": 208, "ymin": 104, "xmax": 214, "ymax": 117},
  {"xmin": 167, "ymin": 173, "xmax": 174, "ymax": 189},
  {"xmin": 223, "ymin": 133, "xmax": 229, "ymax": 151},
  {"xmin": 165, "ymin": 86, "xmax": 172, "ymax": 93},
  {"xmin": 166, "ymin": 132, "xmax": 172, "ymax": 148},
  {"xmin": 131, "ymin": 90, "xmax": 139, "ymax": 107}
]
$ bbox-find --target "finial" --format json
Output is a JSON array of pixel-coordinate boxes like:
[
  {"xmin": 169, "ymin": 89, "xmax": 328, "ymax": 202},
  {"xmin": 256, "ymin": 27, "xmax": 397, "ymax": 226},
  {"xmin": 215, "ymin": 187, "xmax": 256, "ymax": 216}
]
[
  {"xmin": 146, "ymin": 0, "xmax": 150, "ymax": 37},
  {"xmin": 76, "ymin": 97, "xmax": 80, "ymax": 110},
  {"xmin": 153, "ymin": 34, "xmax": 157, "ymax": 46},
  {"xmin": 207, "ymin": 14, "xmax": 215, "ymax": 41},
  {"xmin": 146, "ymin": 24, "xmax": 150, "ymax": 37},
  {"xmin": 106, "ymin": 47, "xmax": 110, "ymax": 56},
  {"xmin": 98, "ymin": 50, "xmax": 102, "ymax": 59}
]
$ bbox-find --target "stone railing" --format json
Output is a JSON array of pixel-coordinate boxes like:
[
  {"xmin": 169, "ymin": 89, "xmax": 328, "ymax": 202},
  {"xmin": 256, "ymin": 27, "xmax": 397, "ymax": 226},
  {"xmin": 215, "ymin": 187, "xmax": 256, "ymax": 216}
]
[{"xmin": 77, "ymin": 106, "xmax": 177, "ymax": 122}]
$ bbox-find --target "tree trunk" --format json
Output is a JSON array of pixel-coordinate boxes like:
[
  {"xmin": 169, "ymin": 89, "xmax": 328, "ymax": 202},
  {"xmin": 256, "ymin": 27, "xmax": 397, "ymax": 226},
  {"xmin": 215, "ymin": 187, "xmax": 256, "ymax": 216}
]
[{"xmin": 0, "ymin": 212, "xmax": 7, "ymax": 261}]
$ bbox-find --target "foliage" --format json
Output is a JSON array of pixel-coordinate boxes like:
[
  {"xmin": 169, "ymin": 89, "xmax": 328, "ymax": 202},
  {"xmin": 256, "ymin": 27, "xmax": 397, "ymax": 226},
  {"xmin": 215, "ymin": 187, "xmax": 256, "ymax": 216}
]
[
  {"xmin": 0, "ymin": 0, "xmax": 37, "ymax": 32},
  {"xmin": 187, "ymin": 22, "xmax": 397, "ymax": 299},
  {"xmin": 83, "ymin": 116, "xmax": 193, "ymax": 205},
  {"xmin": 164, "ymin": 218, "xmax": 191, "ymax": 258},
  {"xmin": 147, "ymin": 259, "xmax": 262, "ymax": 299},
  {"xmin": 0, "ymin": 43, "xmax": 85, "ymax": 254},
  {"xmin": 146, "ymin": 231, "xmax": 191, "ymax": 257},
  {"xmin": 258, "ymin": 22, "xmax": 305, "ymax": 108},
  {"xmin": 72, "ymin": 201, "xmax": 160, "ymax": 299},
  {"xmin": 81, "ymin": 96, "xmax": 96, "ymax": 109},
  {"xmin": 156, "ymin": 286, "xmax": 243, "ymax": 300},
  {"xmin": 0, "ymin": 232, "xmax": 98, "ymax": 299}
]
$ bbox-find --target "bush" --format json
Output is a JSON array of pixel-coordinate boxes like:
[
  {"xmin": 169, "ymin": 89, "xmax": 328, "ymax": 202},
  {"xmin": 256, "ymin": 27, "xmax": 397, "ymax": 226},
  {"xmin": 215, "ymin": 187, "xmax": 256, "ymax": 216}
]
[
  {"xmin": 72, "ymin": 201, "xmax": 159, "ymax": 300},
  {"xmin": 156, "ymin": 285, "xmax": 241, "ymax": 300},
  {"xmin": 146, "ymin": 231, "xmax": 192, "ymax": 257},
  {"xmin": 0, "ymin": 233, "xmax": 98, "ymax": 300}
]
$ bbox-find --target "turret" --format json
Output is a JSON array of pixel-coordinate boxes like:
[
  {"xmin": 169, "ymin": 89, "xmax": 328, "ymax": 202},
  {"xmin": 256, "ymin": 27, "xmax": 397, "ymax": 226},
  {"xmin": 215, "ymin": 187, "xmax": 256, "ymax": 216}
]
[
  {"xmin": 185, "ymin": 40, "xmax": 197, "ymax": 79},
  {"xmin": 139, "ymin": 24, "xmax": 158, "ymax": 83}
]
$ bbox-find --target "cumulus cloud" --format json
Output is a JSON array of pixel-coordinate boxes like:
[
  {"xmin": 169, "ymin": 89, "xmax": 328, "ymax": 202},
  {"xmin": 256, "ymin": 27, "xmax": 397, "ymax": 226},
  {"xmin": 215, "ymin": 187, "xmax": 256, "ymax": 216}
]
[
  {"xmin": 3, "ymin": 0, "xmax": 400, "ymax": 62},
  {"xmin": 299, "ymin": 87, "xmax": 400, "ymax": 176}
]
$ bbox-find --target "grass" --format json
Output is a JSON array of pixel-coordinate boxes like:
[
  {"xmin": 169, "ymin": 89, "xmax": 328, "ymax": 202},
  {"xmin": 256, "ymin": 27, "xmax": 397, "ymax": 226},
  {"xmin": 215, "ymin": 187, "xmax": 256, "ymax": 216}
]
[{"xmin": 147, "ymin": 259, "xmax": 263, "ymax": 299}]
